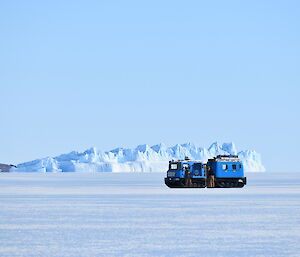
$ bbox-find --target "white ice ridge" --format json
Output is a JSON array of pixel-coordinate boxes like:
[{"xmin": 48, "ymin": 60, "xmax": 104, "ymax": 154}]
[{"xmin": 13, "ymin": 142, "xmax": 266, "ymax": 173}]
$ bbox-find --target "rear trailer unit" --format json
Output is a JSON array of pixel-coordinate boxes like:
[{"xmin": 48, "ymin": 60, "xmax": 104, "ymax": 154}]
[{"xmin": 206, "ymin": 155, "xmax": 246, "ymax": 188}]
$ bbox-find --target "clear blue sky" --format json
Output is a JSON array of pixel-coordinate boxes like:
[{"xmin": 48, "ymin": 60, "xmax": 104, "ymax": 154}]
[{"xmin": 1, "ymin": 0, "xmax": 299, "ymax": 171}]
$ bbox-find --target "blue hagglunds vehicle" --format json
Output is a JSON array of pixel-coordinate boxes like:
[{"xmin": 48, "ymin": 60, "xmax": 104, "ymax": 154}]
[
  {"xmin": 206, "ymin": 155, "xmax": 247, "ymax": 188},
  {"xmin": 164, "ymin": 157, "xmax": 206, "ymax": 188},
  {"xmin": 164, "ymin": 155, "xmax": 247, "ymax": 188}
]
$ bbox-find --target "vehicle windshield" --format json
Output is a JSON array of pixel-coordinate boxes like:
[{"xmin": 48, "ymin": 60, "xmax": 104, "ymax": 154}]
[{"xmin": 169, "ymin": 163, "xmax": 178, "ymax": 170}]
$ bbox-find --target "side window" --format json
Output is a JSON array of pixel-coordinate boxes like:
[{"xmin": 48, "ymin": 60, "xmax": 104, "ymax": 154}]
[
  {"xmin": 232, "ymin": 164, "xmax": 237, "ymax": 170},
  {"xmin": 183, "ymin": 164, "xmax": 190, "ymax": 170},
  {"xmin": 193, "ymin": 163, "xmax": 202, "ymax": 170},
  {"xmin": 193, "ymin": 163, "xmax": 202, "ymax": 176},
  {"xmin": 222, "ymin": 164, "xmax": 228, "ymax": 171},
  {"xmin": 177, "ymin": 162, "xmax": 182, "ymax": 170}
]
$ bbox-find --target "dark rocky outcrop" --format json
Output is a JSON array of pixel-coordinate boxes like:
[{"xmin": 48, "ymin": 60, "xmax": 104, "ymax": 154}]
[{"xmin": 0, "ymin": 164, "xmax": 16, "ymax": 172}]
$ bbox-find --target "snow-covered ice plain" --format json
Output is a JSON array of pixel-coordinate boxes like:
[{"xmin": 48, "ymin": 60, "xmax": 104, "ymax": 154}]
[{"xmin": 0, "ymin": 172, "xmax": 299, "ymax": 257}]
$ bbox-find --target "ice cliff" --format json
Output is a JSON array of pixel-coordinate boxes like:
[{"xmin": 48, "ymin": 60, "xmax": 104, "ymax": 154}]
[{"xmin": 13, "ymin": 142, "xmax": 265, "ymax": 172}]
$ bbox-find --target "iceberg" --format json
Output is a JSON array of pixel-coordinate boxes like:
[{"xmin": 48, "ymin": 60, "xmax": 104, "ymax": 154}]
[{"xmin": 13, "ymin": 142, "xmax": 266, "ymax": 173}]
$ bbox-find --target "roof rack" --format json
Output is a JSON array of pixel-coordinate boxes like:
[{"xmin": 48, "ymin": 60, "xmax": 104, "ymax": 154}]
[
  {"xmin": 216, "ymin": 154, "xmax": 238, "ymax": 158},
  {"xmin": 212, "ymin": 155, "xmax": 240, "ymax": 162}
]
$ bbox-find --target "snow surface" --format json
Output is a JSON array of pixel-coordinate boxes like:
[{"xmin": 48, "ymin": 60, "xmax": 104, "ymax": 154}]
[
  {"xmin": 13, "ymin": 142, "xmax": 265, "ymax": 172},
  {"xmin": 0, "ymin": 172, "xmax": 299, "ymax": 257}
]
